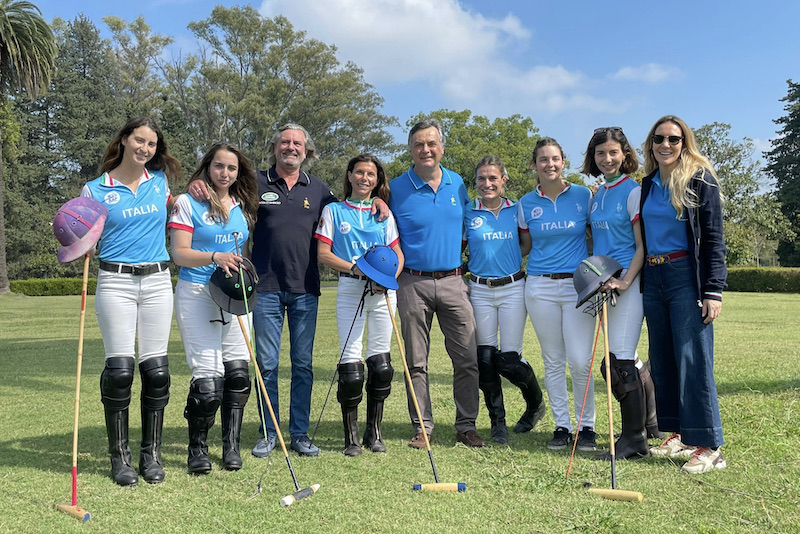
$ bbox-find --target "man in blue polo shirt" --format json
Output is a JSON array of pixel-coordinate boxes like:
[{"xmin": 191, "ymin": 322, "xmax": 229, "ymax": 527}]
[
  {"xmin": 249, "ymin": 124, "xmax": 337, "ymax": 458},
  {"xmin": 389, "ymin": 117, "xmax": 486, "ymax": 448}
]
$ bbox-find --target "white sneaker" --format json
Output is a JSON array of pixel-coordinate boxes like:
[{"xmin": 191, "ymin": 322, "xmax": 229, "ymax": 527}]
[
  {"xmin": 681, "ymin": 447, "xmax": 727, "ymax": 474},
  {"xmin": 649, "ymin": 433, "xmax": 697, "ymax": 458}
]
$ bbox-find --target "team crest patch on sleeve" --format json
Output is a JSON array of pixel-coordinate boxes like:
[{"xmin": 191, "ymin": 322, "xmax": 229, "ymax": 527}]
[
  {"xmin": 170, "ymin": 204, "xmax": 180, "ymax": 217},
  {"xmin": 317, "ymin": 218, "xmax": 324, "ymax": 229}
]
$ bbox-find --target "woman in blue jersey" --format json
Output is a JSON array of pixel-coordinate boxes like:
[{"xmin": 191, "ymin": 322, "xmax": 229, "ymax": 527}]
[
  {"xmin": 169, "ymin": 142, "xmax": 259, "ymax": 474},
  {"xmin": 580, "ymin": 127, "xmax": 657, "ymax": 460},
  {"xmin": 314, "ymin": 153, "xmax": 404, "ymax": 456},
  {"xmin": 464, "ymin": 156, "xmax": 545, "ymax": 444},
  {"xmin": 82, "ymin": 116, "xmax": 182, "ymax": 486},
  {"xmin": 640, "ymin": 115, "xmax": 726, "ymax": 474},
  {"xmin": 518, "ymin": 137, "xmax": 597, "ymax": 452}
]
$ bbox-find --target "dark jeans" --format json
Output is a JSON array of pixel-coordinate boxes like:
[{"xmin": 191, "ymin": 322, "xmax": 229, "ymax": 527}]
[
  {"xmin": 643, "ymin": 257, "xmax": 723, "ymax": 448},
  {"xmin": 253, "ymin": 291, "xmax": 318, "ymax": 438}
]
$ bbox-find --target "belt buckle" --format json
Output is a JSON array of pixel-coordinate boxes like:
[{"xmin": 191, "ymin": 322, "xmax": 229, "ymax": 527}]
[
  {"xmin": 655, "ymin": 255, "xmax": 666, "ymax": 265},
  {"xmin": 131, "ymin": 266, "xmax": 144, "ymax": 276},
  {"xmin": 487, "ymin": 278, "xmax": 498, "ymax": 288}
]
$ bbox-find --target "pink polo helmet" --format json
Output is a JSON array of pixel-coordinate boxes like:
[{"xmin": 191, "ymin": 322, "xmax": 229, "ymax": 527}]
[{"xmin": 53, "ymin": 196, "xmax": 108, "ymax": 263}]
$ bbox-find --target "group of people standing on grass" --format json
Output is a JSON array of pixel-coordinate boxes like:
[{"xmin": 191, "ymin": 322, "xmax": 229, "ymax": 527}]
[{"xmin": 73, "ymin": 111, "xmax": 727, "ymax": 488}]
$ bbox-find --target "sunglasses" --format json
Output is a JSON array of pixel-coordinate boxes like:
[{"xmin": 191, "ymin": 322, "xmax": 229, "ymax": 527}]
[
  {"xmin": 651, "ymin": 134, "xmax": 683, "ymax": 146},
  {"xmin": 594, "ymin": 126, "xmax": 623, "ymax": 134}
]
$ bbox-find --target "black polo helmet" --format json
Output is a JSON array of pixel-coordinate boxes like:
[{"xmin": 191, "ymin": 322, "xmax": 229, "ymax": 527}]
[
  {"xmin": 209, "ymin": 258, "xmax": 258, "ymax": 315},
  {"xmin": 573, "ymin": 255, "xmax": 623, "ymax": 308}
]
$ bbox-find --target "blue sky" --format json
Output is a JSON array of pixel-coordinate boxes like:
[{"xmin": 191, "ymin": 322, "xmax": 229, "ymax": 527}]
[{"xmin": 33, "ymin": 0, "xmax": 800, "ymax": 180}]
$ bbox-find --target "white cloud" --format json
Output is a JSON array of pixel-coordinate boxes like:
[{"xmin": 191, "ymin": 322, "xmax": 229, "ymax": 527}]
[
  {"xmin": 258, "ymin": 0, "xmax": 604, "ymax": 116},
  {"xmin": 611, "ymin": 63, "xmax": 683, "ymax": 84}
]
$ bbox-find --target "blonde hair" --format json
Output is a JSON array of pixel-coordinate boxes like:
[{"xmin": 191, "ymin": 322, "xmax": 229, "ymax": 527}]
[{"xmin": 643, "ymin": 115, "xmax": 720, "ymax": 218}]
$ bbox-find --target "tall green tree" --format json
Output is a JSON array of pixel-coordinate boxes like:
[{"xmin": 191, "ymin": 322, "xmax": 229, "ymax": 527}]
[
  {"xmin": 695, "ymin": 122, "xmax": 793, "ymax": 265},
  {"xmin": 0, "ymin": 0, "xmax": 56, "ymax": 292},
  {"xmin": 161, "ymin": 6, "xmax": 398, "ymax": 192},
  {"xmin": 764, "ymin": 79, "xmax": 800, "ymax": 266}
]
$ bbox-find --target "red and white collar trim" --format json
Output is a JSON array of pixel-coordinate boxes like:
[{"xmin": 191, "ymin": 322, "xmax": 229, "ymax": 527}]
[
  {"xmin": 602, "ymin": 175, "xmax": 630, "ymax": 190},
  {"xmin": 100, "ymin": 168, "xmax": 153, "ymax": 187}
]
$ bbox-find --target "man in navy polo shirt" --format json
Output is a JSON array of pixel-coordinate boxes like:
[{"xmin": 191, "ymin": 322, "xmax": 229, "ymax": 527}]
[
  {"xmin": 249, "ymin": 123, "xmax": 337, "ymax": 458},
  {"xmin": 389, "ymin": 117, "xmax": 486, "ymax": 448}
]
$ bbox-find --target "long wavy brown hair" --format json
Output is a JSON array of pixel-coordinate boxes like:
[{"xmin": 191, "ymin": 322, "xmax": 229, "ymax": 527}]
[{"xmin": 100, "ymin": 116, "xmax": 182, "ymax": 182}]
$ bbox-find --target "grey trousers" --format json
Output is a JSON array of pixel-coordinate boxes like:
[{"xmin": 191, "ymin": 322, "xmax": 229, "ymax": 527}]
[{"xmin": 396, "ymin": 271, "xmax": 479, "ymax": 435}]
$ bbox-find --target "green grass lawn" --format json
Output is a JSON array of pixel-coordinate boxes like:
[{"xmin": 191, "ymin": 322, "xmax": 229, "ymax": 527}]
[{"xmin": 0, "ymin": 290, "xmax": 798, "ymax": 533}]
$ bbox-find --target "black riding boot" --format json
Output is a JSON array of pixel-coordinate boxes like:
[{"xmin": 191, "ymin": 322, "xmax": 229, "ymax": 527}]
[
  {"xmin": 478, "ymin": 345, "xmax": 507, "ymax": 444},
  {"xmin": 222, "ymin": 360, "xmax": 251, "ymax": 471},
  {"xmin": 139, "ymin": 356, "xmax": 170, "ymax": 483},
  {"xmin": 338, "ymin": 361, "xmax": 365, "ymax": 457},
  {"xmin": 185, "ymin": 377, "xmax": 223, "ymax": 474},
  {"xmin": 596, "ymin": 354, "xmax": 649, "ymax": 460},
  {"xmin": 494, "ymin": 350, "xmax": 545, "ymax": 433},
  {"xmin": 101, "ymin": 357, "xmax": 138, "ymax": 486},
  {"xmin": 363, "ymin": 353, "xmax": 393, "ymax": 453},
  {"xmin": 638, "ymin": 360, "xmax": 664, "ymax": 439}
]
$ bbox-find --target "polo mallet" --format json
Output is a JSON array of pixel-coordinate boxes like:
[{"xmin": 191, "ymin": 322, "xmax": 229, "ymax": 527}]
[
  {"xmin": 384, "ymin": 293, "xmax": 465, "ymax": 493},
  {"xmin": 587, "ymin": 294, "xmax": 642, "ymax": 502},
  {"xmin": 310, "ymin": 284, "xmax": 370, "ymax": 444},
  {"xmin": 56, "ymin": 253, "xmax": 92, "ymax": 521},
  {"xmin": 231, "ymin": 232, "xmax": 319, "ymax": 507}
]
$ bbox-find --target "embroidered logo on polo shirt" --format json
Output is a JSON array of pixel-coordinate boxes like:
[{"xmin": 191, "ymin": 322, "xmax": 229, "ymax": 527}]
[
  {"xmin": 304, "ymin": 197, "xmax": 310, "ymax": 209},
  {"xmin": 202, "ymin": 212, "xmax": 215, "ymax": 225},
  {"xmin": 104, "ymin": 191, "xmax": 120, "ymax": 205},
  {"xmin": 451, "ymin": 196, "xmax": 456, "ymax": 206},
  {"xmin": 339, "ymin": 221, "xmax": 352, "ymax": 234},
  {"xmin": 261, "ymin": 192, "xmax": 280, "ymax": 205},
  {"xmin": 591, "ymin": 202, "xmax": 598, "ymax": 213},
  {"xmin": 576, "ymin": 203, "xmax": 584, "ymax": 212},
  {"xmin": 529, "ymin": 207, "xmax": 543, "ymax": 219},
  {"xmin": 470, "ymin": 217, "xmax": 484, "ymax": 229}
]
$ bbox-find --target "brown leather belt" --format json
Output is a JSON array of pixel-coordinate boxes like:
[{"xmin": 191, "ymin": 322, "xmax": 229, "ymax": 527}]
[
  {"xmin": 99, "ymin": 260, "xmax": 170, "ymax": 276},
  {"xmin": 403, "ymin": 267, "xmax": 463, "ymax": 279},
  {"xmin": 646, "ymin": 250, "xmax": 688, "ymax": 266},
  {"xmin": 539, "ymin": 272, "xmax": 573, "ymax": 280},
  {"xmin": 470, "ymin": 270, "xmax": 525, "ymax": 288}
]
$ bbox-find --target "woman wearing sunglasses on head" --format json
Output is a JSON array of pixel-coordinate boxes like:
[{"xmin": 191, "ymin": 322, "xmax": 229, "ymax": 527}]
[
  {"xmin": 580, "ymin": 127, "xmax": 661, "ymax": 461},
  {"xmin": 639, "ymin": 115, "xmax": 727, "ymax": 474}
]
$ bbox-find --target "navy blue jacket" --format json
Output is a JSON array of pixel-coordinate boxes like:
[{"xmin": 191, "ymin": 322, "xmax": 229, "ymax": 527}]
[{"xmin": 640, "ymin": 168, "xmax": 727, "ymax": 303}]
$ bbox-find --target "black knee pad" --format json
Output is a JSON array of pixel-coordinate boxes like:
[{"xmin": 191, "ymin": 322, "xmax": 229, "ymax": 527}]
[
  {"xmin": 185, "ymin": 377, "xmax": 223, "ymax": 419},
  {"xmin": 223, "ymin": 360, "xmax": 251, "ymax": 408},
  {"xmin": 101, "ymin": 357, "xmax": 135, "ymax": 409},
  {"xmin": 366, "ymin": 353, "xmax": 393, "ymax": 401},
  {"xmin": 140, "ymin": 356, "xmax": 170, "ymax": 410},
  {"xmin": 493, "ymin": 351, "xmax": 534, "ymax": 385},
  {"xmin": 337, "ymin": 362, "xmax": 364, "ymax": 407},
  {"xmin": 601, "ymin": 353, "xmax": 641, "ymax": 401},
  {"xmin": 477, "ymin": 346, "xmax": 500, "ymax": 388}
]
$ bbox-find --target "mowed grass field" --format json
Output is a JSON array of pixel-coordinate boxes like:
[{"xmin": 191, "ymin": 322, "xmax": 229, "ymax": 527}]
[{"xmin": 0, "ymin": 290, "xmax": 798, "ymax": 533}]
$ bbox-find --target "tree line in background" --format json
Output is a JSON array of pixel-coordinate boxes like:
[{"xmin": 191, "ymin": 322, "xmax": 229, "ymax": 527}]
[{"xmin": 0, "ymin": 2, "xmax": 798, "ymax": 291}]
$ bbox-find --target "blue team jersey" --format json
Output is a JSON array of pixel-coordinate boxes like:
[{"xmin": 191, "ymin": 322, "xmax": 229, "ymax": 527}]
[
  {"xmin": 314, "ymin": 199, "xmax": 400, "ymax": 261},
  {"xmin": 589, "ymin": 175, "xmax": 641, "ymax": 269},
  {"xmin": 82, "ymin": 169, "xmax": 171, "ymax": 264},
  {"xmin": 464, "ymin": 198, "xmax": 522, "ymax": 277},
  {"xmin": 167, "ymin": 194, "xmax": 250, "ymax": 284},
  {"xmin": 389, "ymin": 165, "xmax": 470, "ymax": 271},
  {"xmin": 518, "ymin": 182, "xmax": 592, "ymax": 275}
]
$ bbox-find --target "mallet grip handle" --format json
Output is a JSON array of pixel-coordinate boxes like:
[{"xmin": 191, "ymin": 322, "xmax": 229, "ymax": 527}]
[{"xmin": 412, "ymin": 483, "xmax": 466, "ymax": 492}]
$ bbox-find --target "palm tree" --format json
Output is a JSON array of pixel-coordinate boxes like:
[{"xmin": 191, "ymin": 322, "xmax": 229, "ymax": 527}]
[{"xmin": 0, "ymin": 0, "xmax": 55, "ymax": 292}]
